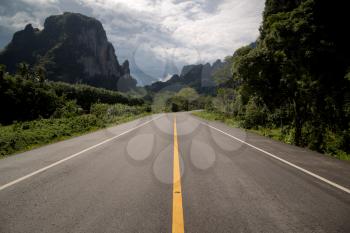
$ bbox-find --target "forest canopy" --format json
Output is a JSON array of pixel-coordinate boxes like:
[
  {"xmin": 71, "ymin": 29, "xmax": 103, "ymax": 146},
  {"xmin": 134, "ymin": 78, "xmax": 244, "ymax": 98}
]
[{"xmin": 209, "ymin": 0, "xmax": 350, "ymax": 158}]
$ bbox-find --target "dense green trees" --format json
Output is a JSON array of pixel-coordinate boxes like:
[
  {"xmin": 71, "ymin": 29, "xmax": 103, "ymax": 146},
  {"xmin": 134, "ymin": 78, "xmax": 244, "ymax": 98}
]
[
  {"xmin": 210, "ymin": 0, "xmax": 350, "ymax": 158},
  {"xmin": 150, "ymin": 87, "xmax": 206, "ymax": 112},
  {"xmin": 0, "ymin": 64, "xmax": 150, "ymax": 156},
  {"xmin": 0, "ymin": 65, "xmax": 144, "ymax": 125},
  {"xmin": 167, "ymin": 87, "xmax": 205, "ymax": 112}
]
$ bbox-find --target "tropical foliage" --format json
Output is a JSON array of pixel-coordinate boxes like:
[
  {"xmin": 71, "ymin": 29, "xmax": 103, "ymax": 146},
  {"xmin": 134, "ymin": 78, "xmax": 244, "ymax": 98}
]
[
  {"xmin": 0, "ymin": 64, "xmax": 144, "ymax": 125},
  {"xmin": 206, "ymin": 0, "xmax": 350, "ymax": 159},
  {"xmin": 0, "ymin": 64, "xmax": 150, "ymax": 156}
]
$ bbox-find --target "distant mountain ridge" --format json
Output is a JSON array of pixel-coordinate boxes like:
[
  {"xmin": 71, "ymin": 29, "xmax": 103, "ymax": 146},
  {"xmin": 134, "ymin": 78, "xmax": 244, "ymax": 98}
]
[
  {"xmin": 0, "ymin": 12, "xmax": 137, "ymax": 92},
  {"xmin": 146, "ymin": 59, "xmax": 225, "ymax": 94}
]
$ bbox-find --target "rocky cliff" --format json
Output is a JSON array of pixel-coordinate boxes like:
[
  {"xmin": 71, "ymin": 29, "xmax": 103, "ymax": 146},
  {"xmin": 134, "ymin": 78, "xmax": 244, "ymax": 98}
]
[
  {"xmin": 0, "ymin": 12, "xmax": 136, "ymax": 91},
  {"xmin": 146, "ymin": 59, "xmax": 225, "ymax": 94}
]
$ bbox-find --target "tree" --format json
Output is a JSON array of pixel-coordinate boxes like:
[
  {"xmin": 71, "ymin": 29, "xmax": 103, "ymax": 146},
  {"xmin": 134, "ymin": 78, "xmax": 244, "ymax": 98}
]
[
  {"xmin": 34, "ymin": 66, "xmax": 46, "ymax": 83},
  {"xmin": 228, "ymin": 0, "xmax": 350, "ymax": 151},
  {"xmin": 16, "ymin": 63, "xmax": 30, "ymax": 80},
  {"xmin": 176, "ymin": 87, "xmax": 199, "ymax": 101},
  {"xmin": 0, "ymin": 64, "xmax": 6, "ymax": 81}
]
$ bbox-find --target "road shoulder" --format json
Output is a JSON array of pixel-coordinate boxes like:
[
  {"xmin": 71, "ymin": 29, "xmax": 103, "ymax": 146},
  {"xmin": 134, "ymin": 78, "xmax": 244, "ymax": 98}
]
[{"xmin": 191, "ymin": 112, "xmax": 350, "ymax": 193}]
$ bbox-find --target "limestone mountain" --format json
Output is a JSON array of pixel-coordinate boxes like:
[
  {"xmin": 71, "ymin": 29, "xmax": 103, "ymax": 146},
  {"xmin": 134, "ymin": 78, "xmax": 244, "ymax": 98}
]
[
  {"xmin": 146, "ymin": 60, "xmax": 226, "ymax": 94},
  {"xmin": 0, "ymin": 12, "xmax": 136, "ymax": 92}
]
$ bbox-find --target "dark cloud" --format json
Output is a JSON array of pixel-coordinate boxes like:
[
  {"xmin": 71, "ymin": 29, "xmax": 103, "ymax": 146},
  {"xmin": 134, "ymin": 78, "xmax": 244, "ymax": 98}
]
[
  {"xmin": 0, "ymin": 0, "xmax": 31, "ymax": 17},
  {"xmin": 0, "ymin": 26, "xmax": 14, "ymax": 50},
  {"xmin": 0, "ymin": 0, "xmax": 61, "ymax": 48}
]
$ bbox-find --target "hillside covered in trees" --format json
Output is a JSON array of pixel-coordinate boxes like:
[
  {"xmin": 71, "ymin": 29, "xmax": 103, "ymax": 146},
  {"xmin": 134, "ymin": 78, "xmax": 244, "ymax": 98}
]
[{"xmin": 203, "ymin": 0, "xmax": 350, "ymax": 159}]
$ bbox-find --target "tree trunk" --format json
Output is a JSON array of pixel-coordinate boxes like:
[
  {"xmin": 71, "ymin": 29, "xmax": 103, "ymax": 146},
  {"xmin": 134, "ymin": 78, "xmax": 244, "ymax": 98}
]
[
  {"xmin": 294, "ymin": 116, "xmax": 302, "ymax": 146},
  {"xmin": 293, "ymin": 99, "xmax": 303, "ymax": 146}
]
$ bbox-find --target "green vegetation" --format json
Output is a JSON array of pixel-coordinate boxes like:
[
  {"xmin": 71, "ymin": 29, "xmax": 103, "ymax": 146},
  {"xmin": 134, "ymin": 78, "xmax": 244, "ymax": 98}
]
[
  {"xmin": 192, "ymin": 111, "xmax": 239, "ymax": 128},
  {"xmin": 193, "ymin": 111, "xmax": 350, "ymax": 161},
  {"xmin": 0, "ymin": 105, "xmax": 149, "ymax": 157},
  {"xmin": 0, "ymin": 65, "xmax": 150, "ymax": 157},
  {"xmin": 151, "ymin": 87, "xmax": 208, "ymax": 112},
  {"xmin": 201, "ymin": 0, "xmax": 350, "ymax": 160},
  {"xmin": 0, "ymin": 64, "xmax": 144, "ymax": 124}
]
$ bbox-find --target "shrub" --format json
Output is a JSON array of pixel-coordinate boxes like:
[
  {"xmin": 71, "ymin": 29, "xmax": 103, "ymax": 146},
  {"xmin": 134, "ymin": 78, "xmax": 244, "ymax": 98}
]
[
  {"xmin": 52, "ymin": 100, "xmax": 83, "ymax": 118},
  {"xmin": 241, "ymin": 96, "xmax": 269, "ymax": 129}
]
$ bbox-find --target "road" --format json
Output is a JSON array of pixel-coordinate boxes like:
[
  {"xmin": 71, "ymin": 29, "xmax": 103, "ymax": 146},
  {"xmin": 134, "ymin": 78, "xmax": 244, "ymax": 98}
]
[{"xmin": 0, "ymin": 112, "xmax": 349, "ymax": 232}]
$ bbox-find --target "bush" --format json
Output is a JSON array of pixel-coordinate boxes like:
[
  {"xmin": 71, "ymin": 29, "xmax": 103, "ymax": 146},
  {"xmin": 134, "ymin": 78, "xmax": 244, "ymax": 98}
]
[
  {"xmin": 241, "ymin": 96, "xmax": 269, "ymax": 129},
  {"xmin": 0, "ymin": 76, "xmax": 63, "ymax": 124},
  {"xmin": 0, "ymin": 70, "xmax": 144, "ymax": 125},
  {"xmin": 90, "ymin": 103, "xmax": 148, "ymax": 119},
  {"xmin": 0, "ymin": 115, "xmax": 102, "ymax": 156},
  {"xmin": 90, "ymin": 103, "xmax": 110, "ymax": 118},
  {"xmin": 52, "ymin": 100, "xmax": 83, "ymax": 118},
  {"xmin": 50, "ymin": 81, "xmax": 144, "ymax": 110}
]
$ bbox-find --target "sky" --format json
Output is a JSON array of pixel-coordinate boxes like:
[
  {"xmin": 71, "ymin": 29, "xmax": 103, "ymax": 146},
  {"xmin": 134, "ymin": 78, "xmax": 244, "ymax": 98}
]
[{"xmin": 0, "ymin": 0, "xmax": 265, "ymax": 85}]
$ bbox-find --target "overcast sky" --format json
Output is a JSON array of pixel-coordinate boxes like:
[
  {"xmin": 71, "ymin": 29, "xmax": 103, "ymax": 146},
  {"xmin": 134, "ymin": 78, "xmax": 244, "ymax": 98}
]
[{"xmin": 0, "ymin": 0, "xmax": 265, "ymax": 85}]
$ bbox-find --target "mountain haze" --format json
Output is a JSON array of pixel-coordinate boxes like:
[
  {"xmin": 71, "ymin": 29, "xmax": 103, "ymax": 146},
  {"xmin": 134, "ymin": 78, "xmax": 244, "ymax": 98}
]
[{"xmin": 146, "ymin": 60, "xmax": 226, "ymax": 94}]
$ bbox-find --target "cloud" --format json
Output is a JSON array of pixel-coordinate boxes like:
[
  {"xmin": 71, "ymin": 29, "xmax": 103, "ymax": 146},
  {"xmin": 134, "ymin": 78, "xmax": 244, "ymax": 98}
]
[
  {"xmin": 0, "ymin": 0, "xmax": 264, "ymax": 85},
  {"xmin": 0, "ymin": 0, "xmax": 60, "ymax": 30},
  {"xmin": 21, "ymin": 0, "xmax": 58, "ymax": 5}
]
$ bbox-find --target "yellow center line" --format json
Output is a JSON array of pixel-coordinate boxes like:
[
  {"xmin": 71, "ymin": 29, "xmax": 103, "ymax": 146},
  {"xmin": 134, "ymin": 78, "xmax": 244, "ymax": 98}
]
[{"xmin": 172, "ymin": 116, "xmax": 184, "ymax": 233}]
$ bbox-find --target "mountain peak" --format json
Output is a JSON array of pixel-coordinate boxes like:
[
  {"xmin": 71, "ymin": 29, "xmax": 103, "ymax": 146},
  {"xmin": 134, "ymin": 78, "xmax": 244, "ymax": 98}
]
[{"xmin": 24, "ymin": 24, "xmax": 34, "ymax": 32}]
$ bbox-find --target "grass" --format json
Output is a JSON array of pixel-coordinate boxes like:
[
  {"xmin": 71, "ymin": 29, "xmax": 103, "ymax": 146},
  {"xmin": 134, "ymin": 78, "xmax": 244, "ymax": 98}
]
[
  {"xmin": 250, "ymin": 127, "xmax": 287, "ymax": 142},
  {"xmin": 192, "ymin": 111, "xmax": 350, "ymax": 161},
  {"xmin": 192, "ymin": 111, "xmax": 240, "ymax": 128},
  {"xmin": 0, "ymin": 112, "xmax": 150, "ymax": 158}
]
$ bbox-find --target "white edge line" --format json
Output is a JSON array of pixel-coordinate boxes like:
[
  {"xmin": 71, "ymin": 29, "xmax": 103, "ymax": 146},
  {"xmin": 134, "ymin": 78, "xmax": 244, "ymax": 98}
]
[
  {"xmin": 0, "ymin": 114, "xmax": 164, "ymax": 192},
  {"xmin": 200, "ymin": 121, "xmax": 350, "ymax": 195}
]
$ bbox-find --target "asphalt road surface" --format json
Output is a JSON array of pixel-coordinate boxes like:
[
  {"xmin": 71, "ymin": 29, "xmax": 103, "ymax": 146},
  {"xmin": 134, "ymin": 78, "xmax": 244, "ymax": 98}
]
[{"xmin": 0, "ymin": 112, "xmax": 349, "ymax": 233}]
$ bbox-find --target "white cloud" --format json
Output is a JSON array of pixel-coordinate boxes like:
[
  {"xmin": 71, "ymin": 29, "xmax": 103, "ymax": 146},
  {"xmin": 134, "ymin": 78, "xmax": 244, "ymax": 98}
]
[
  {"xmin": 0, "ymin": 12, "xmax": 40, "ymax": 29},
  {"xmin": 0, "ymin": 0, "xmax": 61, "ymax": 30},
  {"xmin": 170, "ymin": 0, "xmax": 263, "ymax": 57},
  {"xmin": 21, "ymin": 0, "xmax": 58, "ymax": 5}
]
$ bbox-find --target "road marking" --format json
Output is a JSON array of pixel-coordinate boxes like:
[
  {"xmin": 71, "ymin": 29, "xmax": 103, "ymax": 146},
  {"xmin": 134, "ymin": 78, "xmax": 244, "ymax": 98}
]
[
  {"xmin": 200, "ymin": 121, "xmax": 350, "ymax": 195},
  {"xmin": 0, "ymin": 115, "xmax": 164, "ymax": 192},
  {"xmin": 172, "ymin": 116, "xmax": 185, "ymax": 233}
]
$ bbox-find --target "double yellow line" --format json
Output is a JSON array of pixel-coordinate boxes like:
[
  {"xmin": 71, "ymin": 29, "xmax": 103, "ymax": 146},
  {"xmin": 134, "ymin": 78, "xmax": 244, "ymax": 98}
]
[{"xmin": 172, "ymin": 117, "xmax": 184, "ymax": 233}]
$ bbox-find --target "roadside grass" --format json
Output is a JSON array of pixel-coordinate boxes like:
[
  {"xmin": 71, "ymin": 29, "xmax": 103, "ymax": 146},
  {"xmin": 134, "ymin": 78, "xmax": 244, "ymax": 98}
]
[
  {"xmin": 249, "ymin": 127, "xmax": 285, "ymax": 142},
  {"xmin": 0, "ymin": 112, "xmax": 150, "ymax": 158},
  {"xmin": 192, "ymin": 111, "xmax": 350, "ymax": 161},
  {"xmin": 192, "ymin": 111, "xmax": 240, "ymax": 128}
]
